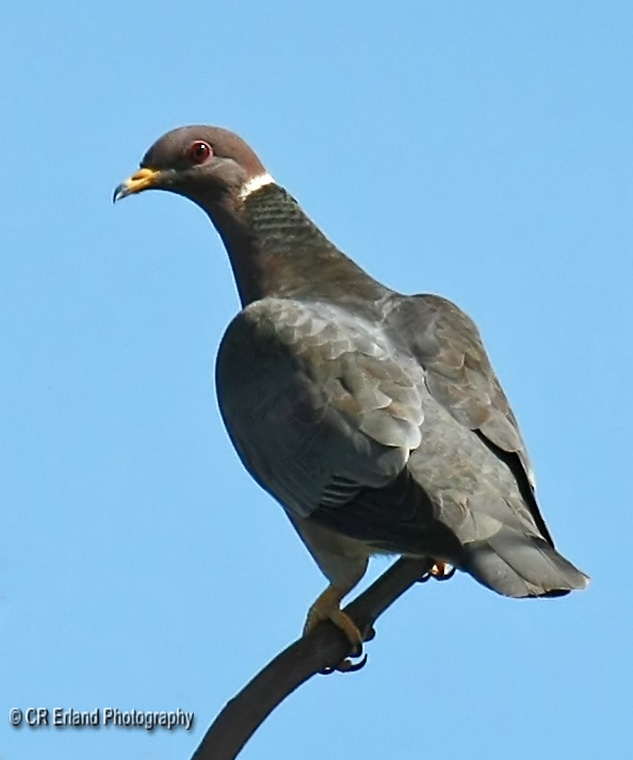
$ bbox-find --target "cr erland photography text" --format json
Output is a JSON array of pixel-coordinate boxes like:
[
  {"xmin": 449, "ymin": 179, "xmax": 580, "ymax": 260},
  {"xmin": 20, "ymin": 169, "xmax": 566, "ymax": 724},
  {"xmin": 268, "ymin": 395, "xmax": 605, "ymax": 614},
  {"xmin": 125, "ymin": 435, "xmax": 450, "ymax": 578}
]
[{"xmin": 9, "ymin": 706, "xmax": 195, "ymax": 731}]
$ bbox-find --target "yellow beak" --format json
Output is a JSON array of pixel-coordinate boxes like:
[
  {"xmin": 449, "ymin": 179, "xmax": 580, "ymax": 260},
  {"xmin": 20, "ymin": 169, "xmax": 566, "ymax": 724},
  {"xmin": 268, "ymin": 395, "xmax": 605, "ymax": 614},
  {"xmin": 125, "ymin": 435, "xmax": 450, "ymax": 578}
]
[{"xmin": 113, "ymin": 167, "xmax": 162, "ymax": 202}]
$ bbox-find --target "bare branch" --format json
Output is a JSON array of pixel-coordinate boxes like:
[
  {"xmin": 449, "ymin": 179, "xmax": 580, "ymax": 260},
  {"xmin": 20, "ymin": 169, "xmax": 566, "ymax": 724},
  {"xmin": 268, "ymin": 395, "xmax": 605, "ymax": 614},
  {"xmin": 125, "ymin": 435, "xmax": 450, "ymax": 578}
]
[{"xmin": 191, "ymin": 556, "xmax": 435, "ymax": 760}]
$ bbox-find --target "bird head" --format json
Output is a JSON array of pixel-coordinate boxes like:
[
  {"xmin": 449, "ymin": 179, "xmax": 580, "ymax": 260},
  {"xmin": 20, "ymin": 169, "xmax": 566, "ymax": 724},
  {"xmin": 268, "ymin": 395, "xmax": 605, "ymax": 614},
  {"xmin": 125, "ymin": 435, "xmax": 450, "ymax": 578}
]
[{"xmin": 113, "ymin": 125, "xmax": 270, "ymax": 207}]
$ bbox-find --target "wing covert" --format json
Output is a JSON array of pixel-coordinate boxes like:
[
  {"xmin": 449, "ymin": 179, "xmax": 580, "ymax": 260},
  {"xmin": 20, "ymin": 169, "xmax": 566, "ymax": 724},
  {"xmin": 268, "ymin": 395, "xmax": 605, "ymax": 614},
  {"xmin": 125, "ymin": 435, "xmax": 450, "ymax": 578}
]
[
  {"xmin": 216, "ymin": 297, "xmax": 427, "ymax": 519},
  {"xmin": 391, "ymin": 294, "xmax": 534, "ymax": 476}
]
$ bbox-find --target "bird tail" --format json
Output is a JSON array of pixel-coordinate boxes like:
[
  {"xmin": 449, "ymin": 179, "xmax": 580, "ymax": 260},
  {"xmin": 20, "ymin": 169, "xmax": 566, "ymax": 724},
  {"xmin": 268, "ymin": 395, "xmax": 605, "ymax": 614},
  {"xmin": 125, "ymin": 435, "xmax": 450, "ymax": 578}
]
[{"xmin": 463, "ymin": 528, "xmax": 589, "ymax": 598}]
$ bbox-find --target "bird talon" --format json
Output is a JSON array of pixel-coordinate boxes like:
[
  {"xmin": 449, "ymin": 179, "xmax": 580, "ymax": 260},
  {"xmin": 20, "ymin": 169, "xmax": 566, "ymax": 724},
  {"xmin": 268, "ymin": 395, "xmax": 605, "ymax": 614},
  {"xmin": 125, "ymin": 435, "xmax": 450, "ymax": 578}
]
[
  {"xmin": 321, "ymin": 652, "xmax": 368, "ymax": 675},
  {"xmin": 363, "ymin": 624, "xmax": 376, "ymax": 642},
  {"xmin": 304, "ymin": 586, "xmax": 364, "ymax": 647},
  {"xmin": 305, "ymin": 585, "xmax": 369, "ymax": 673},
  {"xmin": 349, "ymin": 639, "xmax": 363, "ymax": 658},
  {"xmin": 339, "ymin": 652, "xmax": 369, "ymax": 673},
  {"xmin": 418, "ymin": 562, "xmax": 455, "ymax": 583},
  {"xmin": 431, "ymin": 562, "xmax": 456, "ymax": 581},
  {"xmin": 435, "ymin": 566, "xmax": 456, "ymax": 581}
]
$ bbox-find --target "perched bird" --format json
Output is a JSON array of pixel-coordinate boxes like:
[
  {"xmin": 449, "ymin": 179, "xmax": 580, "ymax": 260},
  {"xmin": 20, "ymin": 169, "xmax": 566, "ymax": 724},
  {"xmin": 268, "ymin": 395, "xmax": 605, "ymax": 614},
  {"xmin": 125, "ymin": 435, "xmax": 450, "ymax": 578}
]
[{"xmin": 114, "ymin": 126, "xmax": 588, "ymax": 666}]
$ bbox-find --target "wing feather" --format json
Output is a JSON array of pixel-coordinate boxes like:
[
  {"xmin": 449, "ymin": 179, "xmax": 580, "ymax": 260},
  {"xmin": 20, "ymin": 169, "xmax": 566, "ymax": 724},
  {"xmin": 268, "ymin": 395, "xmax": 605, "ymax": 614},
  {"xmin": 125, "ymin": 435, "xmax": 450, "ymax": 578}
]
[
  {"xmin": 389, "ymin": 293, "xmax": 537, "ymax": 491},
  {"xmin": 216, "ymin": 297, "xmax": 426, "ymax": 518}
]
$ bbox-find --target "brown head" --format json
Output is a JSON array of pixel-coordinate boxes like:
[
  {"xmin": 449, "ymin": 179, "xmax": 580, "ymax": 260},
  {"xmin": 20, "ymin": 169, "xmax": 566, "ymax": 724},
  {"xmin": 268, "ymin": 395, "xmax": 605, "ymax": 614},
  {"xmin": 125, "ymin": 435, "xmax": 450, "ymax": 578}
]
[
  {"xmin": 114, "ymin": 125, "xmax": 374, "ymax": 306},
  {"xmin": 113, "ymin": 125, "xmax": 272, "ymax": 209}
]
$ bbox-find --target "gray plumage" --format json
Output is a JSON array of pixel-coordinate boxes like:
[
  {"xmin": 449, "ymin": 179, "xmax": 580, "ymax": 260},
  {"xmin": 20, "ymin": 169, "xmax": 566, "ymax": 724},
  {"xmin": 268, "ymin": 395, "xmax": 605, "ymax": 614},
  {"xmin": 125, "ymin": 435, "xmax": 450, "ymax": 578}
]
[{"xmin": 115, "ymin": 125, "xmax": 589, "ymax": 602}]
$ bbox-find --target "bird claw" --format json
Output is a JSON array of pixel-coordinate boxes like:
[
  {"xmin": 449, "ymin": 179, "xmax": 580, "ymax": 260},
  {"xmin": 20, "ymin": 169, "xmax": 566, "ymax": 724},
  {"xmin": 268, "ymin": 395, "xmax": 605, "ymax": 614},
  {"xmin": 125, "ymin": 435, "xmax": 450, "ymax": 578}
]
[
  {"xmin": 305, "ymin": 586, "xmax": 371, "ymax": 675},
  {"xmin": 418, "ymin": 562, "xmax": 456, "ymax": 583},
  {"xmin": 363, "ymin": 624, "xmax": 376, "ymax": 642},
  {"xmin": 320, "ymin": 650, "xmax": 368, "ymax": 675},
  {"xmin": 433, "ymin": 564, "xmax": 456, "ymax": 581},
  {"xmin": 319, "ymin": 623, "xmax": 375, "ymax": 674}
]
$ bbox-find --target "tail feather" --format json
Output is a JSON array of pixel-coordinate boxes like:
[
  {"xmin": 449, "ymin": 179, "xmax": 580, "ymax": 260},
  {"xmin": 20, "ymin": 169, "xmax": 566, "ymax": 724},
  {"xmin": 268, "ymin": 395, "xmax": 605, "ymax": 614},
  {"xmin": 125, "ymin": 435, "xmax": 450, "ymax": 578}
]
[{"xmin": 464, "ymin": 528, "xmax": 589, "ymax": 598}]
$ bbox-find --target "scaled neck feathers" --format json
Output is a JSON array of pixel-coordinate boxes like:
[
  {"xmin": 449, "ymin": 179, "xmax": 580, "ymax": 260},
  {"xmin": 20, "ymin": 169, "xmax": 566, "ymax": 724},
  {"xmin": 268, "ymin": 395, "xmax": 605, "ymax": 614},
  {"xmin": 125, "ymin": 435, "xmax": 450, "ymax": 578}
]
[{"xmin": 209, "ymin": 182, "xmax": 386, "ymax": 308}]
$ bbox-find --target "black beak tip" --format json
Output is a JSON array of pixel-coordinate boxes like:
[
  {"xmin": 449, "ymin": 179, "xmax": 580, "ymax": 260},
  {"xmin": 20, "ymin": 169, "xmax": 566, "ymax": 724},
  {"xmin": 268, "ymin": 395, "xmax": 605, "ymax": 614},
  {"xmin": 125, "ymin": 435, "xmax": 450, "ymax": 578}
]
[{"xmin": 112, "ymin": 184, "xmax": 126, "ymax": 204}]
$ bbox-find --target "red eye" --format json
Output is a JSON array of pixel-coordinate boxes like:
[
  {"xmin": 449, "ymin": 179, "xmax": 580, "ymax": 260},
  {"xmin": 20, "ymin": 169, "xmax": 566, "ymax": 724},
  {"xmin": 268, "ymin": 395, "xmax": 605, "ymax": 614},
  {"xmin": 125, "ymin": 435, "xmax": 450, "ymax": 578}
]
[{"xmin": 188, "ymin": 141, "xmax": 212, "ymax": 164}]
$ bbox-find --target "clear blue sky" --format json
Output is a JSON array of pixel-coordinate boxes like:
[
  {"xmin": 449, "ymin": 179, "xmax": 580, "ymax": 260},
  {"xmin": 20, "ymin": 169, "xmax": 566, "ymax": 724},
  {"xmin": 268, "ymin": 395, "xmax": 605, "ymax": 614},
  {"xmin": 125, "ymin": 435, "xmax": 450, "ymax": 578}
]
[{"xmin": 2, "ymin": 2, "xmax": 631, "ymax": 759}]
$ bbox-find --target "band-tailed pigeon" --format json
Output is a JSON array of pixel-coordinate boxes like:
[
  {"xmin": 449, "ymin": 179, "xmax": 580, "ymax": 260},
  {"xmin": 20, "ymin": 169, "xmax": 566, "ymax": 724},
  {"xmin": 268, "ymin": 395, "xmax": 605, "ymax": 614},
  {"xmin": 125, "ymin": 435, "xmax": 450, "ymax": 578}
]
[{"xmin": 114, "ymin": 126, "xmax": 588, "ymax": 667}]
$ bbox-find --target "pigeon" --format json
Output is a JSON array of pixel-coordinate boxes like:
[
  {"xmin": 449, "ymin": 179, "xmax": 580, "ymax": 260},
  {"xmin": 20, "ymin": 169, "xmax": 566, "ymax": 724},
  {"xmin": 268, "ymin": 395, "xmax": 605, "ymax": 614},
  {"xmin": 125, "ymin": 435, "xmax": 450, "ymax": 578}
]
[{"xmin": 114, "ymin": 125, "xmax": 588, "ymax": 665}]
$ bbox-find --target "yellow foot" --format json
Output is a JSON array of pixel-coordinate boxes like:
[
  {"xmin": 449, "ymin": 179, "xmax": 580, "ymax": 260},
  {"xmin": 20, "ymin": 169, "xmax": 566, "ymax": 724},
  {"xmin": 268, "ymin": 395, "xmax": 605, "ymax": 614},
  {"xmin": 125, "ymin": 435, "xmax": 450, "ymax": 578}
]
[{"xmin": 304, "ymin": 585, "xmax": 367, "ymax": 673}]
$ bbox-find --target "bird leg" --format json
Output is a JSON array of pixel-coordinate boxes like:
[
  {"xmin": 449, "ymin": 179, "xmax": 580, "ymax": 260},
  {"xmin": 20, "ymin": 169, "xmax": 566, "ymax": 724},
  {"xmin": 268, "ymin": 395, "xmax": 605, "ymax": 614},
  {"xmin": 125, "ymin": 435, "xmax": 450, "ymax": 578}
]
[{"xmin": 304, "ymin": 585, "xmax": 367, "ymax": 673}]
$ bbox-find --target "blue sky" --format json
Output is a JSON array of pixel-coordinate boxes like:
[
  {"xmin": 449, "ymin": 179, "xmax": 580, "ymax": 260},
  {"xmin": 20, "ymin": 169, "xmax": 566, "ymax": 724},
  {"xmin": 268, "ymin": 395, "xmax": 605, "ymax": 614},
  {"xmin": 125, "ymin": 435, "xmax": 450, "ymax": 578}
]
[{"xmin": 1, "ymin": 2, "xmax": 632, "ymax": 758}]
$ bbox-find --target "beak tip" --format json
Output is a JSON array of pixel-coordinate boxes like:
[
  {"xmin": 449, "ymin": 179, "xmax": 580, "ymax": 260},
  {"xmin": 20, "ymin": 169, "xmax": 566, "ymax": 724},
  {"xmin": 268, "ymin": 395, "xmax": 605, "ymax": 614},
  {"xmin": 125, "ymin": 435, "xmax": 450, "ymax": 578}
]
[
  {"xmin": 112, "ymin": 168, "xmax": 161, "ymax": 205},
  {"xmin": 112, "ymin": 183, "xmax": 126, "ymax": 204}
]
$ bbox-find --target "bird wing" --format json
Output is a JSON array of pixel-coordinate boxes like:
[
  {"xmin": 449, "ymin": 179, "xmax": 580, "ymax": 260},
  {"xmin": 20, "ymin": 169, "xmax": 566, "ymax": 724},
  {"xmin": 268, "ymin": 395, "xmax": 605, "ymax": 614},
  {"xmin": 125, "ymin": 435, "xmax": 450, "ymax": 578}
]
[
  {"xmin": 386, "ymin": 292, "xmax": 553, "ymax": 543},
  {"xmin": 216, "ymin": 296, "xmax": 431, "ymax": 520},
  {"xmin": 382, "ymin": 292, "xmax": 591, "ymax": 596},
  {"xmin": 217, "ymin": 292, "xmax": 588, "ymax": 596}
]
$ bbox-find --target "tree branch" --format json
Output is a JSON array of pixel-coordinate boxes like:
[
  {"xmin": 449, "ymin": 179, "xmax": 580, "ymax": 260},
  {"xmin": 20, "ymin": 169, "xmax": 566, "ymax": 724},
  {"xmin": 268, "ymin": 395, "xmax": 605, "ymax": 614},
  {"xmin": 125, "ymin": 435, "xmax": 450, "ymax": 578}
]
[{"xmin": 190, "ymin": 556, "xmax": 435, "ymax": 760}]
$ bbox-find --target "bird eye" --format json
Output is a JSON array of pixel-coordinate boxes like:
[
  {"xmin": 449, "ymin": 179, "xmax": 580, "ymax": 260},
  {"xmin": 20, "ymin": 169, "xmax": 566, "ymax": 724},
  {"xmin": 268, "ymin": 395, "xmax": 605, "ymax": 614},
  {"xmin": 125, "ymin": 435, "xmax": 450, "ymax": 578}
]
[{"xmin": 187, "ymin": 141, "xmax": 212, "ymax": 164}]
